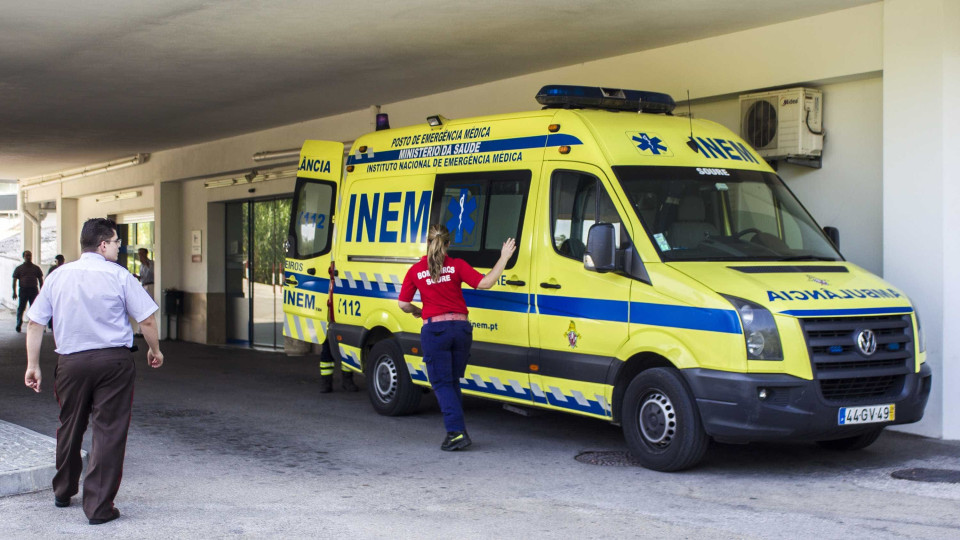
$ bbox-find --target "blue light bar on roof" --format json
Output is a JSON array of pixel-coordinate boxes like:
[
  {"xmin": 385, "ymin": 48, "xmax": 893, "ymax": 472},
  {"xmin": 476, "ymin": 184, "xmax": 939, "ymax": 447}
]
[{"xmin": 536, "ymin": 85, "xmax": 676, "ymax": 114}]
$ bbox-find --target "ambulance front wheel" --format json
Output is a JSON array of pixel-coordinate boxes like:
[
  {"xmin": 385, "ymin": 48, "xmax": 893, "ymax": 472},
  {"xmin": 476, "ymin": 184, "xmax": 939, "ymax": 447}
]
[
  {"xmin": 366, "ymin": 339, "xmax": 421, "ymax": 416},
  {"xmin": 622, "ymin": 368, "xmax": 709, "ymax": 472}
]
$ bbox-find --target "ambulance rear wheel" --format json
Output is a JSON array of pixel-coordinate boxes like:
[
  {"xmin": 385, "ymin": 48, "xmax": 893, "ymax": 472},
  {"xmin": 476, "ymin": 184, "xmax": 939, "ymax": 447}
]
[
  {"xmin": 366, "ymin": 339, "xmax": 421, "ymax": 416},
  {"xmin": 622, "ymin": 368, "xmax": 708, "ymax": 472}
]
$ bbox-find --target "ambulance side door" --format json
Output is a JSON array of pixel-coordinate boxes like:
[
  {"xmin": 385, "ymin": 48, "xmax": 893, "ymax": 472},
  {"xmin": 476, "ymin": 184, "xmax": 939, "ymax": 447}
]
[
  {"xmin": 282, "ymin": 141, "xmax": 344, "ymax": 345},
  {"xmin": 431, "ymin": 169, "xmax": 535, "ymax": 406},
  {"xmin": 530, "ymin": 164, "xmax": 629, "ymax": 418}
]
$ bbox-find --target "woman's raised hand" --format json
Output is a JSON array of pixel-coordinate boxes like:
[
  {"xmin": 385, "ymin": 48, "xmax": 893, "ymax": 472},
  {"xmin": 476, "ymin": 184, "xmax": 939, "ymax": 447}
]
[{"xmin": 501, "ymin": 238, "xmax": 516, "ymax": 260}]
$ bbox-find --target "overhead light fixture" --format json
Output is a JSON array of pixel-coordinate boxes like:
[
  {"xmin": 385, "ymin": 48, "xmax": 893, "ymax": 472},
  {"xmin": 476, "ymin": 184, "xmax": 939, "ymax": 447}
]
[
  {"xmin": 95, "ymin": 190, "xmax": 141, "ymax": 203},
  {"xmin": 22, "ymin": 154, "xmax": 149, "ymax": 187},
  {"xmin": 252, "ymin": 149, "xmax": 300, "ymax": 162},
  {"xmin": 251, "ymin": 141, "xmax": 355, "ymax": 163},
  {"xmin": 203, "ymin": 168, "xmax": 298, "ymax": 189},
  {"xmin": 426, "ymin": 115, "xmax": 444, "ymax": 127}
]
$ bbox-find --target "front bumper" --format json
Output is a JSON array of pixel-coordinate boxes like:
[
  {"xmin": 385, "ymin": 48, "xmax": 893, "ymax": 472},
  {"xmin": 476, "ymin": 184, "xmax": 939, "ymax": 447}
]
[{"xmin": 682, "ymin": 363, "xmax": 932, "ymax": 443}]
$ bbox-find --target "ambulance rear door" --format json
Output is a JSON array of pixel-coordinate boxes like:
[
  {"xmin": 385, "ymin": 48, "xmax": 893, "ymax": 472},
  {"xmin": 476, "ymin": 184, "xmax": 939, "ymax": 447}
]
[{"xmin": 282, "ymin": 140, "xmax": 344, "ymax": 345}]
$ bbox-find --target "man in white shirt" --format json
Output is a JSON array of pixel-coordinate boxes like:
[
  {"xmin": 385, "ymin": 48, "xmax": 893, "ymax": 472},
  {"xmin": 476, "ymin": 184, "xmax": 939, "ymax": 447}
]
[{"xmin": 24, "ymin": 218, "xmax": 164, "ymax": 525}]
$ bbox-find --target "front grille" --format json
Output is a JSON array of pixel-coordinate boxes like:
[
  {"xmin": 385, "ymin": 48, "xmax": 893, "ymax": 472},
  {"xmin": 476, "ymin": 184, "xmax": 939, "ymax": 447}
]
[
  {"xmin": 800, "ymin": 314, "xmax": 914, "ymax": 403},
  {"xmin": 819, "ymin": 375, "xmax": 904, "ymax": 402}
]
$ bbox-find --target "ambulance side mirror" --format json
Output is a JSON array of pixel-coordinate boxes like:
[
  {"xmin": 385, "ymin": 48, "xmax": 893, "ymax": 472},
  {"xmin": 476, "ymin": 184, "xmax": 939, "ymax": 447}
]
[
  {"xmin": 584, "ymin": 223, "xmax": 616, "ymax": 273},
  {"xmin": 823, "ymin": 226, "xmax": 840, "ymax": 250}
]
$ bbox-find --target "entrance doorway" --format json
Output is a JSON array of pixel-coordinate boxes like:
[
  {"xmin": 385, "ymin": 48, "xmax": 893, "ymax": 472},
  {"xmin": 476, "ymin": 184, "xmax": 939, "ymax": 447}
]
[{"xmin": 225, "ymin": 197, "xmax": 292, "ymax": 348}]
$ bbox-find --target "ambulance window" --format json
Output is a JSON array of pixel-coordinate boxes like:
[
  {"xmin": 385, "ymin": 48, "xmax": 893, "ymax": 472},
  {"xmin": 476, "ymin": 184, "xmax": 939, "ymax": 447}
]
[
  {"xmin": 432, "ymin": 170, "xmax": 530, "ymax": 268},
  {"xmin": 550, "ymin": 170, "xmax": 626, "ymax": 262},
  {"xmin": 290, "ymin": 179, "xmax": 334, "ymax": 258}
]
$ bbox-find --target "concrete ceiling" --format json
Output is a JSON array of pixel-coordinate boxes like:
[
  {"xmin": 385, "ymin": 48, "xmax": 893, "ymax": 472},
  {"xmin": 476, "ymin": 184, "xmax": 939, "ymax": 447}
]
[{"xmin": 0, "ymin": 0, "xmax": 874, "ymax": 179}]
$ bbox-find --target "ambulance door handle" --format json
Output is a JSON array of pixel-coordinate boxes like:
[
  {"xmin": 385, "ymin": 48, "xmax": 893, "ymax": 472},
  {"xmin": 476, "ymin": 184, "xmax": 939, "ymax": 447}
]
[
  {"xmin": 307, "ymin": 268, "xmax": 316, "ymax": 275},
  {"xmin": 539, "ymin": 282, "xmax": 561, "ymax": 289},
  {"xmin": 505, "ymin": 280, "xmax": 525, "ymax": 286}
]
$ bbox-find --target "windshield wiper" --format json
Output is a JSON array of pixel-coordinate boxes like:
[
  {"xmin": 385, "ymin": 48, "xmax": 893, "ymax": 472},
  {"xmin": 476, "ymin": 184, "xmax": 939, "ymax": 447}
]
[{"xmin": 775, "ymin": 255, "xmax": 838, "ymax": 262}]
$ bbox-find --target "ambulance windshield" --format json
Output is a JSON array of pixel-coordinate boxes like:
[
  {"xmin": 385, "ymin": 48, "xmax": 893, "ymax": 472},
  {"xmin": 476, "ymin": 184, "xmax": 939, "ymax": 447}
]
[{"xmin": 612, "ymin": 166, "xmax": 841, "ymax": 262}]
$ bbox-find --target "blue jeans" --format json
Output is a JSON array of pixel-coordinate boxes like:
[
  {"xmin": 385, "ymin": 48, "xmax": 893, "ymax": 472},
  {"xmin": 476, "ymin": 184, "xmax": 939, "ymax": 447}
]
[{"xmin": 420, "ymin": 320, "xmax": 473, "ymax": 433}]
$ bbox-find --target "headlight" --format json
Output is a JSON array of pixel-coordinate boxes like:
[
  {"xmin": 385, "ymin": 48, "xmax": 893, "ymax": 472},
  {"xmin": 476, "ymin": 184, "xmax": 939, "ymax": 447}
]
[
  {"xmin": 915, "ymin": 309, "xmax": 925, "ymax": 354},
  {"xmin": 723, "ymin": 295, "xmax": 783, "ymax": 361}
]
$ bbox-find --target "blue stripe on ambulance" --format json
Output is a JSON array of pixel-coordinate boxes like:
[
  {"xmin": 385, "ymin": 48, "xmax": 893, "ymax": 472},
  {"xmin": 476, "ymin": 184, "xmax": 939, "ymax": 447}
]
[
  {"xmin": 345, "ymin": 134, "xmax": 584, "ymax": 166},
  {"xmin": 630, "ymin": 302, "xmax": 742, "ymax": 334},
  {"xmin": 778, "ymin": 306, "xmax": 914, "ymax": 317},
  {"xmin": 320, "ymin": 271, "xmax": 742, "ymax": 334}
]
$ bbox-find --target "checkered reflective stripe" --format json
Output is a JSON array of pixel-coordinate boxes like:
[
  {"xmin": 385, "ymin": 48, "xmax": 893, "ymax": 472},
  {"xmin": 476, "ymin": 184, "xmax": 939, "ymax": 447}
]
[
  {"xmin": 407, "ymin": 361, "xmax": 611, "ymax": 418},
  {"xmin": 334, "ymin": 271, "xmax": 403, "ymax": 295},
  {"xmin": 338, "ymin": 345, "xmax": 362, "ymax": 371},
  {"xmin": 283, "ymin": 314, "xmax": 327, "ymax": 344}
]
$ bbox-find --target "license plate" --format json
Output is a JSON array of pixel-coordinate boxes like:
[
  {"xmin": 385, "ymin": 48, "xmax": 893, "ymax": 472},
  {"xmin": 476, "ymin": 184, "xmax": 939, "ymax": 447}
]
[{"xmin": 838, "ymin": 404, "xmax": 895, "ymax": 425}]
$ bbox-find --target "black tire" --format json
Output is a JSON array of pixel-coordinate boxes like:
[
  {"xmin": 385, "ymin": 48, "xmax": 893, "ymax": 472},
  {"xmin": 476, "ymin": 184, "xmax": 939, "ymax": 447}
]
[
  {"xmin": 622, "ymin": 368, "xmax": 709, "ymax": 472},
  {"xmin": 816, "ymin": 428, "xmax": 884, "ymax": 451},
  {"xmin": 366, "ymin": 339, "xmax": 421, "ymax": 416}
]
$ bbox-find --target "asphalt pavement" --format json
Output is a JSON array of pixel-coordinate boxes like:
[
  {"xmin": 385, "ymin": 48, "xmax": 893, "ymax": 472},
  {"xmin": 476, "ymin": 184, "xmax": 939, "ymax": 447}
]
[{"xmin": 1, "ymin": 310, "xmax": 959, "ymax": 539}]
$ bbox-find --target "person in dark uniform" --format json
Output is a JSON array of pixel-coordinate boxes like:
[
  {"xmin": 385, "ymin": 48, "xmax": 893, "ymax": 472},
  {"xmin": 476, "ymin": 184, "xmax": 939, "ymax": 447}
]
[
  {"xmin": 23, "ymin": 218, "xmax": 163, "ymax": 525},
  {"xmin": 397, "ymin": 224, "xmax": 515, "ymax": 451},
  {"xmin": 12, "ymin": 250, "xmax": 44, "ymax": 332},
  {"xmin": 318, "ymin": 338, "xmax": 358, "ymax": 393}
]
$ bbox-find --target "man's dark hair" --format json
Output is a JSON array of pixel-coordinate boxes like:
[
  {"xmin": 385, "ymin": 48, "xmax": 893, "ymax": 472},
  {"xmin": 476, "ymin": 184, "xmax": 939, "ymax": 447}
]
[
  {"xmin": 80, "ymin": 218, "xmax": 117, "ymax": 252},
  {"xmin": 137, "ymin": 248, "xmax": 149, "ymax": 256},
  {"xmin": 55, "ymin": 254, "xmax": 65, "ymax": 263}
]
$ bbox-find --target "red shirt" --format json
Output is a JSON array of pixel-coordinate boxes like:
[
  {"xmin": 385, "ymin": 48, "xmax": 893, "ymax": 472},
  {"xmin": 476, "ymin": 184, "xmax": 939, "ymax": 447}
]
[{"xmin": 399, "ymin": 256, "xmax": 484, "ymax": 320}]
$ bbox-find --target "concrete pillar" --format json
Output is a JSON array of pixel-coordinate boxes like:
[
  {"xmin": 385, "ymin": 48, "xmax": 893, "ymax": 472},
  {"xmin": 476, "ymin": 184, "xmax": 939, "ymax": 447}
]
[
  {"xmin": 883, "ymin": 0, "xmax": 960, "ymax": 439},
  {"xmin": 56, "ymin": 197, "xmax": 79, "ymax": 261},
  {"xmin": 157, "ymin": 181, "xmax": 182, "ymax": 339}
]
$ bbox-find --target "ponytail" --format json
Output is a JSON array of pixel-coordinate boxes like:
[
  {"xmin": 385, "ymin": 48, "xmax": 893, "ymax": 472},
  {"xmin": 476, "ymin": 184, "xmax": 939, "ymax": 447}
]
[{"xmin": 427, "ymin": 224, "xmax": 450, "ymax": 283}]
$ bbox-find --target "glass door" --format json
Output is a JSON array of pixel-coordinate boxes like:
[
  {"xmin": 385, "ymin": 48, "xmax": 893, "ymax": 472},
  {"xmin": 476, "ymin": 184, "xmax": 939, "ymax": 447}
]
[
  {"xmin": 225, "ymin": 197, "xmax": 291, "ymax": 348},
  {"xmin": 251, "ymin": 198, "xmax": 291, "ymax": 348}
]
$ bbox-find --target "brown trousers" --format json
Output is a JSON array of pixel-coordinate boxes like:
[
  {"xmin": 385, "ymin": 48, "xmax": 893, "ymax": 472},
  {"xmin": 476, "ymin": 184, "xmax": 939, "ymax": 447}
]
[{"xmin": 52, "ymin": 347, "xmax": 135, "ymax": 521}]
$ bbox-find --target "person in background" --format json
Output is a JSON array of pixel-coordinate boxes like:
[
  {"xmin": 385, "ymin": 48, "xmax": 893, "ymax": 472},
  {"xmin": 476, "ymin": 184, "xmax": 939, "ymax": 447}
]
[
  {"xmin": 135, "ymin": 248, "xmax": 154, "ymax": 298},
  {"xmin": 48, "ymin": 254, "xmax": 65, "ymax": 276},
  {"xmin": 23, "ymin": 218, "xmax": 163, "ymax": 525},
  {"xmin": 12, "ymin": 250, "xmax": 44, "ymax": 333},
  {"xmin": 45, "ymin": 255, "xmax": 65, "ymax": 330},
  {"xmin": 397, "ymin": 224, "xmax": 515, "ymax": 451}
]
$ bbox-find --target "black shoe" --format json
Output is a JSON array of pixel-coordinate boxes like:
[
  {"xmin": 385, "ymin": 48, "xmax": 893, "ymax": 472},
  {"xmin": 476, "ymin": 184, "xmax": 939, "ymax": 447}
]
[
  {"xmin": 89, "ymin": 507, "xmax": 120, "ymax": 525},
  {"xmin": 319, "ymin": 375, "xmax": 333, "ymax": 394},
  {"xmin": 440, "ymin": 431, "xmax": 472, "ymax": 451},
  {"xmin": 341, "ymin": 372, "xmax": 359, "ymax": 392},
  {"xmin": 15, "ymin": 326, "xmax": 21, "ymax": 333},
  {"xmin": 54, "ymin": 496, "xmax": 70, "ymax": 508}
]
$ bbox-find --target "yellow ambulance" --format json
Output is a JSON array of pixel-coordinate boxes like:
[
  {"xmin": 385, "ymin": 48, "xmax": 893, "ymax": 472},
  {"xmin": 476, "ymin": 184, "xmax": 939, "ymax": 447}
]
[{"xmin": 283, "ymin": 85, "xmax": 931, "ymax": 471}]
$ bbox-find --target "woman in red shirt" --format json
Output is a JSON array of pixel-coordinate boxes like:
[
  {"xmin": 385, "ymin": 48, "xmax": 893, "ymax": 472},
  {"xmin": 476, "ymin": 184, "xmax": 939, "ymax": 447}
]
[{"xmin": 398, "ymin": 224, "xmax": 515, "ymax": 451}]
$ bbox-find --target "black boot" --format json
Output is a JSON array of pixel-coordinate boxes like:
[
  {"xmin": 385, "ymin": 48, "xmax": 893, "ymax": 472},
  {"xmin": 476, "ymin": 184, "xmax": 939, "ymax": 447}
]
[
  {"xmin": 319, "ymin": 375, "xmax": 333, "ymax": 394},
  {"xmin": 341, "ymin": 371, "xmax": 359, "ymax": 392}
]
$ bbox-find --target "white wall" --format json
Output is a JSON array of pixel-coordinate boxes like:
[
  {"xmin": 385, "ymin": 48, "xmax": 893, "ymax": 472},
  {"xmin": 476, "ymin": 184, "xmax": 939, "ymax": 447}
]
[
  {"xmin": 942, "ymin": 0, "xmax": 960, "ymax": 441},
  {"xmin": 882, "ymin": 0, "xmax": 959, "ymax": 439}
]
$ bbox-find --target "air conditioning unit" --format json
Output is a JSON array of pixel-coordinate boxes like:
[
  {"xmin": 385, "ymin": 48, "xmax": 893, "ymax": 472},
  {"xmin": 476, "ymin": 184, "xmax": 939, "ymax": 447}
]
[{"xmin": 739, "ymin": 88, "xmax": 823, "ymax": 160}]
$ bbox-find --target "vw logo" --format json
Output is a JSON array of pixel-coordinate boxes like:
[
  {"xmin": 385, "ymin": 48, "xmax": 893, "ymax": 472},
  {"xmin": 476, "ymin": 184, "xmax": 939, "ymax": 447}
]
[{"xmin": 856, "ymin": 329, "xmax": 878, "ymax": 356}]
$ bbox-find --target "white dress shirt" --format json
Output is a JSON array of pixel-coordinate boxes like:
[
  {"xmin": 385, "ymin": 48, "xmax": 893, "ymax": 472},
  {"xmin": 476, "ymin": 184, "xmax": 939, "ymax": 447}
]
[{"xmin": 26, "ymin": 252, "xmax": 159, "ymax": 354}]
